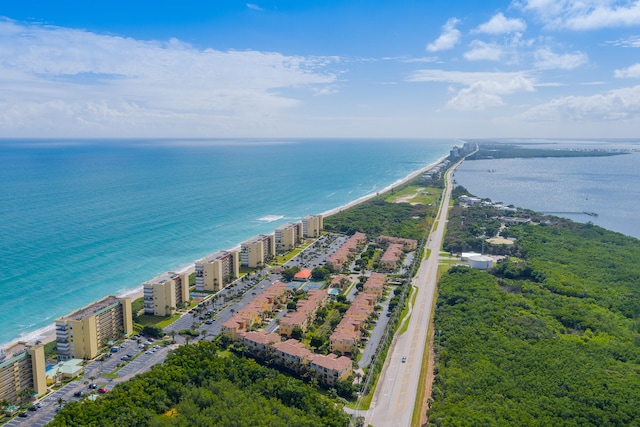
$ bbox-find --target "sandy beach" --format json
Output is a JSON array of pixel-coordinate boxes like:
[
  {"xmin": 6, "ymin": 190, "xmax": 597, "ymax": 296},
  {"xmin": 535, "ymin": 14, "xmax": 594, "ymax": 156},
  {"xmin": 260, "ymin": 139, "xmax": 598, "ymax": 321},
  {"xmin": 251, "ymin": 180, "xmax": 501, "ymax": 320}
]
[
  {"xmin": 321, "ymin": 156, "xmax": 447, "ymax": 217},
  {"xmin": 6, "ymin": 156, "xmax": 448, "ymax": 351}
]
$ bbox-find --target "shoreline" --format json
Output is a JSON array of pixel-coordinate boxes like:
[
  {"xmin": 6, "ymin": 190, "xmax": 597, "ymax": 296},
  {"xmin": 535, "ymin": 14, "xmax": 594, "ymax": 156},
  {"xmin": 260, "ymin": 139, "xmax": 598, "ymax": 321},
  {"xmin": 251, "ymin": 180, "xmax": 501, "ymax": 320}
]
[
  {"xmin": 321, "ymin": 156, "xmax": 448, "ymax": 217},
  {"xmin": 2, "ymin": 156, "xmax": 448, "ymax": 351}
]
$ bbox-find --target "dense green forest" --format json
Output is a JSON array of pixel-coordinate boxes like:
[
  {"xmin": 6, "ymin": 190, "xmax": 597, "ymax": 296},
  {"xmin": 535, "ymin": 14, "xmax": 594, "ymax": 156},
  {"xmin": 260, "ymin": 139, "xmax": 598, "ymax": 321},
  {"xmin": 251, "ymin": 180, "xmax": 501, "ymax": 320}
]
[
  {"xmin": 466, "ymin": 142, "xmax": 627, "ymax": 160},
  {"xmin": 429, "ymin": 209, "xmax": 640, "ymax": 426},
  {"xmin": 50, "ymin": 341, "xmax": 349, "ymax": 427}
]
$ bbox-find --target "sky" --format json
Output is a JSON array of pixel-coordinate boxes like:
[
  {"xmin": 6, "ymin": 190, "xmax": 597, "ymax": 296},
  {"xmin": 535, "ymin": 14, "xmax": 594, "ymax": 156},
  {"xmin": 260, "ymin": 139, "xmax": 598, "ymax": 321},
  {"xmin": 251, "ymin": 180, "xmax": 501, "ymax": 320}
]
[{"xmin": 2, "ymin": 0, "xmax": 640, "ymax": 139}]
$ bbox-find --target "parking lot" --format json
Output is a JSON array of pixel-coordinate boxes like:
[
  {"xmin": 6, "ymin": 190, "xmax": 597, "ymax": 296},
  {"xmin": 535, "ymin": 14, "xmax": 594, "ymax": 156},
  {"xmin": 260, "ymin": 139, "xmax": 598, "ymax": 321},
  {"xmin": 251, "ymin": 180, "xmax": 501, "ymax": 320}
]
[{"xmin": 5, "ymin": 232, "xmax": 392, "ymax": 425}]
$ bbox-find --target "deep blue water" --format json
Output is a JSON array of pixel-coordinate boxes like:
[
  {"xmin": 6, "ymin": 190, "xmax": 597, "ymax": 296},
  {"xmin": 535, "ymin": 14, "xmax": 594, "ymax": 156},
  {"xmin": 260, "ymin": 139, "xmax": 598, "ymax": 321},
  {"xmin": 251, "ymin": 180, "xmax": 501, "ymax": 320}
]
[
  {"xmin": 0, "ymin": 138, "xmax": 454, "ymax": 346},
  {"xmin": 453, "ymin": 140, "xmax": 640, "ymax": 240}
]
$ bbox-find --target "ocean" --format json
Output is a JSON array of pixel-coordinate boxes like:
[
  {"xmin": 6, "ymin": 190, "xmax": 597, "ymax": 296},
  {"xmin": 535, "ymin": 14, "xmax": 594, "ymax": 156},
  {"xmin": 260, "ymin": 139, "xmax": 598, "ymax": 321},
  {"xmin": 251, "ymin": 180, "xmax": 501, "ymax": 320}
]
[
  {"xmin": 453, "ymin": 140, "xmax": 640, "ymax": 240},
  {"xmin": 0, "ymin": 138, "xmax": 454, "ymax": 347}
]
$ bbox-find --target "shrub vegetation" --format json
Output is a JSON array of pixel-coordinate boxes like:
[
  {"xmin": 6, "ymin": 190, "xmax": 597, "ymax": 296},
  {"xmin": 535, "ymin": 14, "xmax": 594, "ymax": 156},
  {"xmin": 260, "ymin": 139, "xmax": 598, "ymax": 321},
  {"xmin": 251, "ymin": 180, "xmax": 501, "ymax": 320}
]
[
  {"xmin": 50, "ymin": 341, "xmax": 349, "ymax": 426},
  {"xmin": 429, "ymin": 201, "xmax": 640, "ymax": 426}
]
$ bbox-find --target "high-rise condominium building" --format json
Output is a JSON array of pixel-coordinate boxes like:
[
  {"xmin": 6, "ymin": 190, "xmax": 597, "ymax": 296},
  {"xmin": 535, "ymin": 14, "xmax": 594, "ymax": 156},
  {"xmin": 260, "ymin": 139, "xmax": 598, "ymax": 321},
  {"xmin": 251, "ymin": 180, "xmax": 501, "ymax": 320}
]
[
  {"xmin": 195, "ymin": 250, "xmax": 240, "ymax": 292},
  {"xmin": 143, "ymin": 271, "xmax": 190, "ymax": 316},
  {"xmin": 275, "ymin": 222, "xmax": 303, "ymax": 252},
  {"xmin": 0, "ymin": 342, "xmax": 46, "ymax": 403},
  {"xmin": 240, "ymin": 234, "xmax": 275, "ymax": 268},
  {"xmin": 55, "ymin": 296, "xmax": 133, "ymax": 360},
  {"xmin": 302, "ymin": 214, "xmax": 323, "ymax": 238}
]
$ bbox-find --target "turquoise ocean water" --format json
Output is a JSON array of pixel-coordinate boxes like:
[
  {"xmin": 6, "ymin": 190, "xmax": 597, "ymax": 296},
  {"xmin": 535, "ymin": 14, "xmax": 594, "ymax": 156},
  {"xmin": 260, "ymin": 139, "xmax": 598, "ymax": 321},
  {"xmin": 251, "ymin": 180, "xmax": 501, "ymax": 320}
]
[
  {"xmin": 0, "ymin": 138, "xmax": 454, "ymax": 346},
  {"xmin": 453, "ymin": 140, "xmax": 640, "ymax": 240}
]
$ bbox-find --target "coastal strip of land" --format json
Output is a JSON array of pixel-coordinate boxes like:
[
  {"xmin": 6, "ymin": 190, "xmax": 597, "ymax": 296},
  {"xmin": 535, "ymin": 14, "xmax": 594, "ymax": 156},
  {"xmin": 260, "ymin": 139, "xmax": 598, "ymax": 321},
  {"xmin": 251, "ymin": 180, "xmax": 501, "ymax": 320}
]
[{"xmin": 3, "ymin": 155, "xmax": 448, "ymax": 351}]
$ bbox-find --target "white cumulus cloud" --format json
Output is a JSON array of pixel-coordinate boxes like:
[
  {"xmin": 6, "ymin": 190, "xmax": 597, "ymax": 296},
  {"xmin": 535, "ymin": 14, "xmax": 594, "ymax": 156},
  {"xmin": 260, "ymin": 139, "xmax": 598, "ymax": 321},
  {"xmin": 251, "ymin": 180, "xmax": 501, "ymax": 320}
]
[
  {"xmin": 615, "ymin": 63, "xmax": 640, "ymax": 78},
  {"xmin": 427, "ymin": 18, "xmax": 462, "ymax": 52},
  {"xmin": 246, "ymin": 3, "xmax": 264, "ymax": 11},
  {"xmin": 534, "ymin": 48, "xmax": 588, "ymax": 69},
  {"xmin": 474, "ymin": 12, "xmax": 527, "ymax": 34},
  {"xmin": 407, "ymin": 69, "xmax": 535, "ymax": 110},
  {"xmin": 517, "ymin": 0, "xmax": 640, "ymax": 30},
  {"xmin": 520, "ymin": 85, "xmax": 640, "ymax": 121},
  {"xmin": 0, "ymin": 19, "xmax": 338, "ymax": 137},
  {"xmin": 464, "ymin": 40, "xmax": 504, "ymax": 61}
]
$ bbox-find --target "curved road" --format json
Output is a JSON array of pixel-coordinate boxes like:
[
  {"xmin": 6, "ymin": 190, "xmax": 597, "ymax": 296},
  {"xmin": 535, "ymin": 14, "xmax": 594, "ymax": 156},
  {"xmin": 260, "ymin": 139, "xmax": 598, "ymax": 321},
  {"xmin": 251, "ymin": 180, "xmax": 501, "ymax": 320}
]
[{"xmin": 365, "ymin": 160, "xmax": 460, "ymax": 427}]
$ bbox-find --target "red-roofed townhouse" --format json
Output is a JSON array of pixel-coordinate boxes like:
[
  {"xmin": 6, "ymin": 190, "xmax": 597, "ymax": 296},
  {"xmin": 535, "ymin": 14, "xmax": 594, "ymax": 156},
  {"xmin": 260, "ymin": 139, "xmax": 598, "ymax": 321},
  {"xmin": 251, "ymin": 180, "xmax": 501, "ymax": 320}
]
[
  {"xmin": 272, "ymin": 339, "xmax": 313, "ymax": 372},
  {"xmin": 308, "ymin": 353, "xmax": 353, "ymax": 385}
]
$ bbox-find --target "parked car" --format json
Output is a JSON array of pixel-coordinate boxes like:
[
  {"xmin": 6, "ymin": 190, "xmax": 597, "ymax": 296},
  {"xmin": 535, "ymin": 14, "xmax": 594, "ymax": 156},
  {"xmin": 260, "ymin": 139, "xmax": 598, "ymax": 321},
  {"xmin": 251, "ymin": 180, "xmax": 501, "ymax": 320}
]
[
  {"xmin": 205, "ymin": 319, "xmax": 213, "ymax": 325},
  {"xmin": 402, "ymin": 356, "xmax": 407, "ymax": 363},
  {"xmin": 18, "ymin": 412, "xmax": 28, "ymax": 418},
  {"xmin": 98, "ymin": 388, "xmax": 108, "ymax": 394},
  {"xmin": 28, "ymin": 405, "xmax": 37, "ymax": 411},
  {"xmin": 74, "ymin": 391, "xmax": 85, "ymax": 397},
  {"xmin": 89, "ymin": 383, "xmax": 98, "ymax": 389}
]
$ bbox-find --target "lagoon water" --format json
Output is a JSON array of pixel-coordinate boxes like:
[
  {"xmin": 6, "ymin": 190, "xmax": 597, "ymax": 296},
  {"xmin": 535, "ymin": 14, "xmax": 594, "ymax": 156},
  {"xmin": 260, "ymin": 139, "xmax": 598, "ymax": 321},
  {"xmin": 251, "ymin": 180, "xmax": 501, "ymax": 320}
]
[
  {"xmin": 0, "ymin": 138, "xmax": 454, "ymax": 346},
  {"xmin": 453, "ymin": 140, "xmax": 640, "ymax": 240}
]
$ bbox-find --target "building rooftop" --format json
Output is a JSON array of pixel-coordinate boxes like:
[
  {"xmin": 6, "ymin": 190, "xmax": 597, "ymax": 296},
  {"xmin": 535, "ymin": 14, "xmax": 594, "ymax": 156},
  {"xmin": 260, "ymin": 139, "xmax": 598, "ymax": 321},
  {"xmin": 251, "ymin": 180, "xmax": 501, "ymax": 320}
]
[
  {"xmin": 0, "ymin": 342, "xmax": 31, "ymax": 365},
  {"xmin": 276, "ymin": 222, "xmax": 299, "ymax": 231},
  {"xmin": 242, "ymin": 234, "xmax": 272, "ymax": 245},
  {"xmin": 145, "ymin": 271, "xmax": 180, "ymax": 285},
  {"xmin": 56, "ymin": 295, "xmax": 120, "ymax": 322},
  {"xmin": 380, "ymin": 244, "xmax": 403, "ymax": 263},
  {"xmin": 302, "ymin": 214, "xmax": 321, "ymax": 220},
  {"xmin": 309, "ymin": 353, "xmax": 352, "ymax": 371},
  {"xmin": 243, "ymin": 331, "xmax": 281, "ymax": 346},
  {"xmin": 364, "ymin": 272, "xmax": 387, "ymax": 290},
  {"xmin": 273, "ymin": 339, "xmax": 312, "ymax": 358},
  {"xmin": 281, "ymin": 311, "xmax": 309, "ymax": 327},
  {"xmin": 197, "ymin": 250, "xmax": 237, "ymax": 264},
  {"xmin": 330, "ymin": 329, "xmax": 358, "ymax": 342},
  {"xmin": 293, "ymin": 269, "xmax": 313, "ymax": 280}
]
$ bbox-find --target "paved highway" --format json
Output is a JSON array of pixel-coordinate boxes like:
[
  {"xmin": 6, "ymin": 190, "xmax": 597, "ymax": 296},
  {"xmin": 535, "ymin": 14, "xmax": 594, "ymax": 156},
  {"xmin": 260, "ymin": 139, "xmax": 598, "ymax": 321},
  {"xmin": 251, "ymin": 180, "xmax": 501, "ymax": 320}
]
[{"xmin": 365, "ymin": 161, "xmax": 459, "ymax": 427}]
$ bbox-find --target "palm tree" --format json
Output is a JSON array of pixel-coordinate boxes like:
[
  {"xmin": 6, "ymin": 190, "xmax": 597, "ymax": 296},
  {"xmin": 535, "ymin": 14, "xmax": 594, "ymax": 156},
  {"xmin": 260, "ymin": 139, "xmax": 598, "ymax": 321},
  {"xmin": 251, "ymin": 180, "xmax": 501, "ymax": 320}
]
[
  {"xmin": 354, "ymin": 371, "xmax": 363, "ymax": 385},
  {"xmin": 18, "ymin": 387, "xmax": 34, "ymax": 402},
  {"xmin": 184, "ymin": 335, "xmax": 191, "ymax": 345},
  {"xmin": 169, "ymin": 330, "xmax": 177, "ymax": 343},
  {"xmin": 56, "ymin": 397, "xmax": 66, "ymax": 408}
]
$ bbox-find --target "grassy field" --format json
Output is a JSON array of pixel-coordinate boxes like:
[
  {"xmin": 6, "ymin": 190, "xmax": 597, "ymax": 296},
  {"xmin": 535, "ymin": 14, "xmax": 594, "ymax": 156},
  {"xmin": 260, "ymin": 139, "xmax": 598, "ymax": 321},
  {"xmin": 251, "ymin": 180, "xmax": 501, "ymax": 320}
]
[
  {"xmin": 386, "ymin": 186, "xmax": 441, "ymax": 205},
  {"xmin": 136, "ymin": 313, "xmax": 181, "ymax": 329}
]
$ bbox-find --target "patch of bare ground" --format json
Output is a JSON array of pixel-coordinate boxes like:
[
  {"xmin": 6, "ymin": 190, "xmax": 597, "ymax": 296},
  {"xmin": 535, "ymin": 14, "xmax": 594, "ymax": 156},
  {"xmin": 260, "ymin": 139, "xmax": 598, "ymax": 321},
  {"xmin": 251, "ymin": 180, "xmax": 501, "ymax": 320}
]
[{"xmin": 486, "ymin": 237, "xmax": 513, "ymax": 245}]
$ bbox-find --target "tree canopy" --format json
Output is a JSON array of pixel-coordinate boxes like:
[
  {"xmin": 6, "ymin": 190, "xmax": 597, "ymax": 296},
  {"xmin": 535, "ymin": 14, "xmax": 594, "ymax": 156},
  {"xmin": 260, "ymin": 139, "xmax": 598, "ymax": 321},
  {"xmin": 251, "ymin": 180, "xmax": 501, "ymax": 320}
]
[
  {"xmin": 429, "ymin": 209, "xmax": 640, "ymax": 426},
  {"xmin": 50, "ymin": 341, "xmax": 349, "ymax": 427},
  {"xmin": 324, "ymin": 197, "xmax": 435, "ymax": 241}
]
